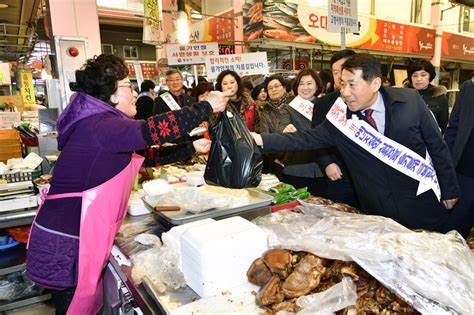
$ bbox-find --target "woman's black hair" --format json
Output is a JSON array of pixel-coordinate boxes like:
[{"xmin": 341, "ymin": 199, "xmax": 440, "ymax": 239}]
[
  {"xmin": 293, "ymin": 68, "xmax": 323, "ymax": 97},
  {"xmin": 69, "ymin": 54, "xmax": 129, "ymax": 106},
  {"xmin": 251, "ymin": 83, "xmax": 266, "ymax": 100},
  {"xmin": 407, "ymin": 59, "xmax": 436, "ymax": 83},
  {"xmin": 192, "ymin": 81, "xmax": 213, "ymax": 100},
  {"xmin": 215, "ymin": 70, "xmax": 243, "ymax": 97}
]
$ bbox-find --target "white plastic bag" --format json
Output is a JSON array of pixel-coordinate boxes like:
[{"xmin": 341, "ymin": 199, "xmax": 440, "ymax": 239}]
[{"xmin": 254, "ymin": 204, "xmax": 474, "ymax": 315}]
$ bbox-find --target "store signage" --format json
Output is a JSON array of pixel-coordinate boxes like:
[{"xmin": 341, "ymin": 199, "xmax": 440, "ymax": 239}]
[
  {"xmin": 327, "ymin": 0, "xmax": 358, "ymax": 33},
  {"xmin": 143, "ymin": 0, "xmax": 162, "ymax": 45},
  {"xmin": 253, "ymin": 2, "xmax": 435, "ymax": 55},
  {"xmin": 205, "ymin": 52, "xmax": 269, "ymax": 79},
  {"xmin": 168, "ymin": 9, "xmax": 234, "ymax": 44},
  {"xmin": 19, "ymin": 70, "xmax": 36, "ymax": 106},
  {"xmin": 125, "ymin": 62, "xmax": 158, "ymax": 79},
  {"xmin": 166, "ymin": 42, "xmax": 219, "ymax": 65},
  {"xmin": 441, "ymin": 32, "xmax": 474, "ymax": 62},
  {"xmin": 218, "ymin": 44, "xmax": 235, "ymax": 55}
]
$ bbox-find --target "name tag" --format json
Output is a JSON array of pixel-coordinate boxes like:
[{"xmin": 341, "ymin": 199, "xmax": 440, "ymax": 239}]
[
  {"xmin": 326, "ymin": 97, "xmax": 441, "ymax": 201},
  {"xmin": 289, "ymin": 95, "xmax": 314, "ymax": 121}
]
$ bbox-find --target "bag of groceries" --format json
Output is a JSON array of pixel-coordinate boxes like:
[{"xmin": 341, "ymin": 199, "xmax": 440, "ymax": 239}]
[{"xmin": 204, "ymin": 103, "xmax": 262, "ymax": 188}]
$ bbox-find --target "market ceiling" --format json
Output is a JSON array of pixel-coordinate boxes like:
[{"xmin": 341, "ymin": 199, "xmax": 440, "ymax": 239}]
[{"xmin": 0, "ymin": 0, "xmax": 42, "ymax": 62}]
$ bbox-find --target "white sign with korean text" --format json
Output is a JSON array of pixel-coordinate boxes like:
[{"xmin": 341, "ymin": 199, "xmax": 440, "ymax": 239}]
[
  {"xmin": 205, "ymin": 52, "xmax": 269, "ymax": 79},
  {"xmin": 166, "ymin": 43, "xmax": 219, "ymax": 66},
  {"xmin": 327, "ymin": 0, "xmax": 358, "ymax": 33}
]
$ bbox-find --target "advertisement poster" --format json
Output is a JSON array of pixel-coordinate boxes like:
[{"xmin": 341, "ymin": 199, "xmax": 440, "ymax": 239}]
[
  {"xmin": 441, "ymin": 32, "xmax": 474, "ymax": 62},
  {"xmin": 125, "ymin": 62, "xmax": 158, "ymax": 79},
  {"xmin": 143, "ymin": 0, "xmax": 162, "ymax": 45},
  {"xmin": 244, "ymin": 1, "xmax": 435, "ymax": 56}
]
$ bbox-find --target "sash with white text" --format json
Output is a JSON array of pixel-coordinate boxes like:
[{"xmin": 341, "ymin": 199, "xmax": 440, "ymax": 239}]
[
  {"xmin": 326, "ymin": 97, "xmax": 441, "ymax": 201},
  {"xmin": 288, "ymin": 95, "xmax": 314, "ymax": 121},
  {"xmin": 161, "ymin": 92, "xmax": 181, "ymax": 111}
]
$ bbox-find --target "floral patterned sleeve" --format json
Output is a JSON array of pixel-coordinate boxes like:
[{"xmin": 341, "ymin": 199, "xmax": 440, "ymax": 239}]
[{"xmin": 141, "ymin": 102, "xmax": 212, "ymax": 146}]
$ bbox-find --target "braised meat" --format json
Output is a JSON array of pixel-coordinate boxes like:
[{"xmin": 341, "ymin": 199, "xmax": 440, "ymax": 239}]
[
  {"xmin": 247, "ymin": 257, "xmax": 272, "ymax": 287},
  {"xmin": 256, "ymin": 276, "xmax": 284, "ymax": 306},
  {"xmin": 281, "ymin": 253, "xmax": 326, "ymax": 298},
  {"xmin": 262, "ymin": 249, "xmax": 293, "ymax": 278}
]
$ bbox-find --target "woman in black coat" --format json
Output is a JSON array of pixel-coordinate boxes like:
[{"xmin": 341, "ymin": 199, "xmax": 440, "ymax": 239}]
[{"xmin": 407, "ymin": 60, "xmax": 449, "ymax": 133}]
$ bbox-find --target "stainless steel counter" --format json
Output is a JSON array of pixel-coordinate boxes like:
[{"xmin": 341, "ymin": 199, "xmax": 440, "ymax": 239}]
[{"xmin": 110, "ymin": 205, "xmax": 271, "ymax": 314}]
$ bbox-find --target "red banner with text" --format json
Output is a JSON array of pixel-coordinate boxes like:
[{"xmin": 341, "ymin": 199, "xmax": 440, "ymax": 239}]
[{"xmin": 441, "ymin": 32, "xmax": 474, "ymax": 62}]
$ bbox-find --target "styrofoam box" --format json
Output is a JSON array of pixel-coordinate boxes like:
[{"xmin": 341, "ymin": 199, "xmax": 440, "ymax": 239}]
[
  {"xmin": 161, "ymin": 218, "xmax": 216, "ymax": 270},
  {"xmin": 180, "ymin": 216, "xmax": 268, "ymax": 297}
]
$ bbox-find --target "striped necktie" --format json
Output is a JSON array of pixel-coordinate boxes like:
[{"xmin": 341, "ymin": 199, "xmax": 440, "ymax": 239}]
[{"xmin": 364, "ymin": 109, "xmax": 378, "ymax": 131}]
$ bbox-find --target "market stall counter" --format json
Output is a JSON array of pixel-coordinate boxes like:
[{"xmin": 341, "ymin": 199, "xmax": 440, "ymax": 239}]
[{"xmin": 106, "ymin": 198, "xmax": 272, "ymax": 314}]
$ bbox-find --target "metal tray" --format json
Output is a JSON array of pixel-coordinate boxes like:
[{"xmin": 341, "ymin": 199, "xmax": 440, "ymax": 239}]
[{"xmin": 142, "ymin": 187, "xmax": 273, "ymax": 225}]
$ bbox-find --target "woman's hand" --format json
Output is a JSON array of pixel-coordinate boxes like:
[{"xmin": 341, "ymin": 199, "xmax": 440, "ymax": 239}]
[
  {"xmin": 250, "ymin": 132, "xmax": 263, "ymax": 146},
  {"xmin": 325, "ymin": 163, "xmax": 342, "ymax": 181},
  {"xmin": 206, "ymin": 91, "xmax": 233, "ymax": 113},
  {"xmin": 283, "ymin": 124, "xmax": 297, "ymax": 133},
  {"xmin": 193, "ymin": 138, "xmax": 212, "ymax": 154}
]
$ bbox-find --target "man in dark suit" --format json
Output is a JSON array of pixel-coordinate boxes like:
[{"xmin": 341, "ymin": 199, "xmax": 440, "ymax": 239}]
[
  {"xmin": 135, "ymin": 80, "xmax": 156, "ymax": 120},
  {"xmin": 312, "ymin": 49, "xmax": 357, "ymax": 206},
  {"xmin": 252, "ymin": 54, "xmax": 459, "ymax": 232},
  {"xmin": 153, "ymin": 69, "xmax": 195, "ymax": 115},
  {"xmin": 444, "ymin": 80, "xmax": 474, "ymax": 238}
]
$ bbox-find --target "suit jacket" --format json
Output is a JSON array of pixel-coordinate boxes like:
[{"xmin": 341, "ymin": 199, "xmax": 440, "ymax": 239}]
[
  {"xmin": 263, "ymin": 87, "xmax": 459, "ymax": 231},
  {"xmin": 135, "ymin": 95, "xmax": 154, "ymax": 120},
  {"xmin": 444, "ymin": 80, "xmax": 474, "ymax": 168},
  {"xmin": 311, "ymin": 91, "xmax": 350, "ymax": 177},
  {"xmin": 152, "ymin": 91, "xmax": 195, "ymax": 115}
]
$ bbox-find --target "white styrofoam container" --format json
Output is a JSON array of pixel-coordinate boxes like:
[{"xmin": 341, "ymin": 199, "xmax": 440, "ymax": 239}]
[
  {"xmin": 180, "ymin": 217, "xmax": 268, "ymax": 297},
  {"xmin": 161, "ymin": 218, "xmax": 216, "ymax": 270},
  {"xmin": 0, "ymin": 195, "xmax": 37, "ymax": 212}
]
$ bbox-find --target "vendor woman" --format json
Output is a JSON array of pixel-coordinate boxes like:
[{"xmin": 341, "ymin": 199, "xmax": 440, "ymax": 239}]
[{"xmin": 26, "ymin": 54, "xmax": 228, "ymax": 314}]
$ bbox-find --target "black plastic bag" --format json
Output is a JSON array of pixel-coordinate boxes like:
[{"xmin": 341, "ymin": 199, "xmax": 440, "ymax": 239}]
[{"xmin": 204, "ymin": 104, "xmax": 263, "ymax": 188}]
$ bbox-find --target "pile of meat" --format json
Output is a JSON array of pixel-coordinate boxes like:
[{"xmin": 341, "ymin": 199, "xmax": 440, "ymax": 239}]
[
  {"xmin": 303, "ymin": 196, "xmax": 360, "ymax": 214},
  {"xmin": 247, "ymin": 249, "xmax": 419, "ymax": 314}
]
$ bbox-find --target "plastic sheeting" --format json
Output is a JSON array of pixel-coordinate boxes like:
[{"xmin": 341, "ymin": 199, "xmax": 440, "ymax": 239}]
[{"xmin": 254, "ymin": 203, "xmax": 474, "ymax": 314}]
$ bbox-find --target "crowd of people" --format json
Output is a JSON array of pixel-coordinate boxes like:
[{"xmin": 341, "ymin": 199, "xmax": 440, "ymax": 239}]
[{"xmin": 25, "ymin": 52, "xmax": 473, "ymax": 314}]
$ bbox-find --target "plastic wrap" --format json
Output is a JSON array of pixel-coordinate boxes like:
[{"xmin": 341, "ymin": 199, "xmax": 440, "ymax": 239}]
[
  {"xmin": 295, "ymin": 277, "xmax": 357, "ymax": 315},
  {"xmin": 253, "ymin": 204, "xmax": 474, "ymax": 314},
  {"xmin": 131, "ymin": 245, "xmax": 186, "ymax": 293}
]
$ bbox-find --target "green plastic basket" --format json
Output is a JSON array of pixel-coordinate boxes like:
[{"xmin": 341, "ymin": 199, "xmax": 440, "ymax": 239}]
[{"xmin": 0, "ymin": 168, "xmax": 42, "ymax": 183}]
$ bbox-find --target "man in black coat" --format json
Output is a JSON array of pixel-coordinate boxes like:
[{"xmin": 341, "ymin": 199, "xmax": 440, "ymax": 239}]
[
  {"xmin": 444, "ymin": 80, "xmax": 474, "ymax": 237},
  {"xmin": 135, "ymin": 80, "xmax": 156, "ymax": 120},
  {"xmin": 312, "ymin": 49, "xmax": 357, "ymax": 206},
  {"xmin": 252, "ymin": 54, "xmax": 459, "ymax": 232},
  {"xmin": 153, "ymin": 69, "xmax": 195, "ymax": 115}
]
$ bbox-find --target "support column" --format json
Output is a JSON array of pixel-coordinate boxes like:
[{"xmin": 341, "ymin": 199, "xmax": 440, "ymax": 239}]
[
  {"xmin": 430, "ymin": 1, "xmax": 443, "ymax": 85},
  {"xmin": 47, "ymin": 0, "xmax": 101, "ymax": 57}
]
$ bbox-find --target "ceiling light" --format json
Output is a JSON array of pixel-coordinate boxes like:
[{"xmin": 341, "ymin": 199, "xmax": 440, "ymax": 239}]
[
  {"xmin": 177, "ymin": 11, "xmax": 189, "ymax": 45},
  {"xmin": 0, "ymin": 4, "xmax": 9, "ymax": 9}
]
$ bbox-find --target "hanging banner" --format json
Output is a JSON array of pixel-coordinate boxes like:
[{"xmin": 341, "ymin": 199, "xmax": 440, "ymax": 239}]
[
  {"xmin": 205, "ymin": 52, "xmax": 269, "ymax": 79},
  {"xmin": 19, "ymin": 70, "xmax": 36, "ymax": 106},
  {"xmin": 441, "ymin": 31, "xmax": 474, "ymax": 62},
  {"xmin": 143, "ymin": 0, "xmax": 162, "ymax": 45},
  {"xmin": 0, "ymin": 63, "xmax": 11, "ymax": 85},
  {"xmin": 166, "ymin": 42, "xmax": 219, "ymax": 65},
  {"xmin": 251, "ymin": 2, "xmax": 435, "ymax": 56}
]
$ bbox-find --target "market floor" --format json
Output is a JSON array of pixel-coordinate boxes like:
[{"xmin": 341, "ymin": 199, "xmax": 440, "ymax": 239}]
[{"xmin": 3, "ymin": 301, "xmax": 55, "ymax": 315}]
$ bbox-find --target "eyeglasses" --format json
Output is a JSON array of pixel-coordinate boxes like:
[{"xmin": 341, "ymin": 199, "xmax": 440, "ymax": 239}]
[
  {"xmin": 267, "ymin": 84, "xmax": 283, "ymax": 91},
  {"xmin": 167, "ymin": 79, "xmax": 183, "ymax": 83},
  {"xmin": 118, "ymin": 83, "xmax": 134, "ymax": 92}
]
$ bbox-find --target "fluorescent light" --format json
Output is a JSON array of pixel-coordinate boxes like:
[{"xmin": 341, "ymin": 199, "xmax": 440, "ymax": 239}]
[{"xmin": 177, "ymin": 11, "xmax": 189, "ymax": 45}]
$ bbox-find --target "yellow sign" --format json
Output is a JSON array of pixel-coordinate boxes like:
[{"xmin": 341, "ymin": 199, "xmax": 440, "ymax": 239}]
[{"xmin": 19, "ymin": 70, "xmax": 36, "ymax": 106}]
